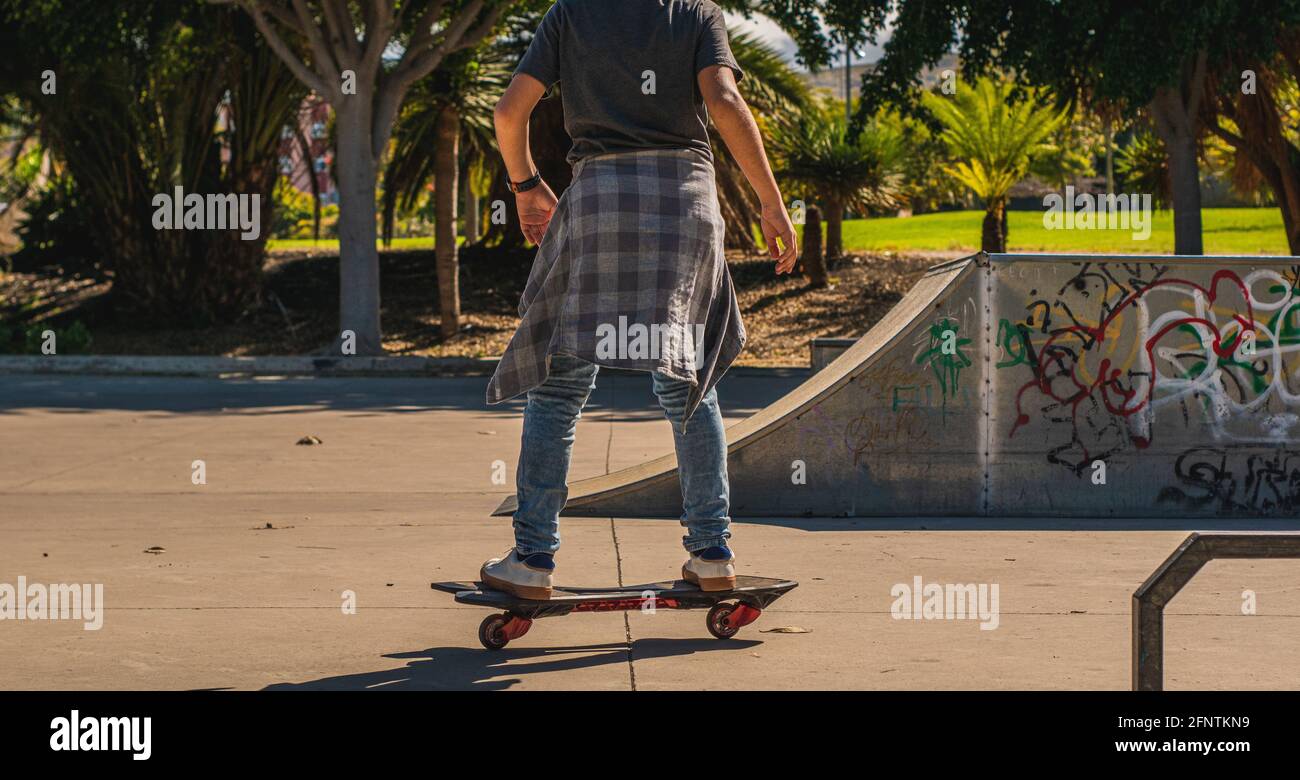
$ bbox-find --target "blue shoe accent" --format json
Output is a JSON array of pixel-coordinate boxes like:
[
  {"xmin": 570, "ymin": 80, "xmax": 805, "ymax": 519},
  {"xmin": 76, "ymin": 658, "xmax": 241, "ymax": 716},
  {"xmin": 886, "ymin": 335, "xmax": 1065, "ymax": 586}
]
[
  {"xmin": 697, "ymin": 546, "xmax": 732, "ymax": 562},
  {"xmin": 519, "ymin": 552, "xmax": 555, "ymax": 571}
]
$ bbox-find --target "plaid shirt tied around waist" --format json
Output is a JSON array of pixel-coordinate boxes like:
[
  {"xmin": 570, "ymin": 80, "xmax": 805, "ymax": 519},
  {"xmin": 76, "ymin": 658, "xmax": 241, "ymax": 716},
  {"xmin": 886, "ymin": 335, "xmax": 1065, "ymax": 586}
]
[{"xmin": 486, "ymin": 148, "xmax": 746, "ymax": 421}]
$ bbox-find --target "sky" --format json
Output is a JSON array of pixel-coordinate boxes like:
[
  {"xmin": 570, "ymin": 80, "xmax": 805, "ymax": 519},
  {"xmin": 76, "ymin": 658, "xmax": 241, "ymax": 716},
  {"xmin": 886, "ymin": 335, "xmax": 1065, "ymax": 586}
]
[{"xmin": 722, "ymin": 10, "xmax": 889, "ymax": 71}]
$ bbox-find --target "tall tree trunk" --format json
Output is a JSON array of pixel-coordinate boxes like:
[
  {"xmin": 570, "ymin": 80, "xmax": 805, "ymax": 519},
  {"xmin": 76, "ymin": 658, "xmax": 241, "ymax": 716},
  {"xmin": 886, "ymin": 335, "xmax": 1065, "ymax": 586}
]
[
  {"xmin": 1268, "ymin": 159, "xmax": 1300, "ymax": 255},
  {"xmin": 801, "ymin": 204, "xmax": 827, "ymax": 288},
  {"xmin": 1205, "ymin": 62, "xmax": 1300, "ymax": 255},
  {"xmin": 295, "ymin": 125, "xmax": 322, "ymax": 241},
  {"xmin": 434, "ymin": 104, "xmax": 461, "ymax": 339},
  {"xmin": 1253, "ymin": 157, "xmax": 1300, "ymax": 254},
  {"xmin": 334, "ymin": 103, "xmax": 383, "ymax": 355},
  {"xmin": 1161, "ymin": 129, "xmax": 1204, "ymax": 255},
  {"xmin": 982, "ymin": 200, "xmax": 1007, "ymax": 253},
  {"xmin": 464, "ymin": 178, "xmax": 480, "ymax": 245},
  {"xmin": 824, "ymin": 196, "xmax": 844, "ymax": 261},
  {"xmin": 1104, "ymin": 116, "xmax": 1115, "ymax": 194},
  {"xmin": 1223, "ymin": 131, "xmax": 1300, "ymax": 255},
  {"xmin": 461, "ymin": 150, "xmax": 481, "ymax": 245},
  {"xmin": 1278, "ymin": 188, "xmax": 1300, "ymax": 255},
  {"xmin": 1148, "ymin": 52, "xmax": 1208, "ymax": 256}
]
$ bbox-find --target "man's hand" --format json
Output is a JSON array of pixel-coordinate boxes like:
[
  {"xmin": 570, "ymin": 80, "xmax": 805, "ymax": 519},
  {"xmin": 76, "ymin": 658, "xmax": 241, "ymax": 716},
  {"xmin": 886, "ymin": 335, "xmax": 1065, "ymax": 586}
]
[
  {"xmin": 517, "ymin": 181, "xmax": 558, "ymax": 245},
  {"xmin": 761, "ymin": 201, "xmax": 798, "ymax": 275}
]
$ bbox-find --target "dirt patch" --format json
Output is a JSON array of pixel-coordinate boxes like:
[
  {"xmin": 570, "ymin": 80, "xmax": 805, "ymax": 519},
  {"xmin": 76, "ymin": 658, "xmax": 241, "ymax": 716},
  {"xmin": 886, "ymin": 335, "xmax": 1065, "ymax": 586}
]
[{"xmin": 728, "ymin": 252, "xmax": 942, "ymax": 365}]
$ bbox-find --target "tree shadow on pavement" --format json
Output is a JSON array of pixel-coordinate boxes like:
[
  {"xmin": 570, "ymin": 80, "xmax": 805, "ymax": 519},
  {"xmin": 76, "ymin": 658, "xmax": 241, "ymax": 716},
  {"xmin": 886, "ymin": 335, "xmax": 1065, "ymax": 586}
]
[
  {"xmin": 736, "ymin": 516, "xmax": 1300, "ymax": 532},
  {"xmin": 262, "ymin": 637, "xmax": 760, "ymax": 690}
]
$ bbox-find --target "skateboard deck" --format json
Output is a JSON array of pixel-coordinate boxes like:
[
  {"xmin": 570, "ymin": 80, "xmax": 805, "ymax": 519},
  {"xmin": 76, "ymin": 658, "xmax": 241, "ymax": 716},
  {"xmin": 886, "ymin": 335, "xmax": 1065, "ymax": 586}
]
[{"xmin": 432, "ymin": 576, "xmax": 797, "ymax": 649}]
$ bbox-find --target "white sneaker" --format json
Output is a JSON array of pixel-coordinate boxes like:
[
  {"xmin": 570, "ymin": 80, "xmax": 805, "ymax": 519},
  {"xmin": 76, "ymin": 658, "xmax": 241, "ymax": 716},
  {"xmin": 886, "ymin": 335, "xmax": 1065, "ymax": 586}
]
[
  {"xmin": 481, "ymin": 549, "xmax": 554, "ymax": 600},
  {"xmin": 682, "ymin": 548, "xmax": 736, "ymax": 592}
]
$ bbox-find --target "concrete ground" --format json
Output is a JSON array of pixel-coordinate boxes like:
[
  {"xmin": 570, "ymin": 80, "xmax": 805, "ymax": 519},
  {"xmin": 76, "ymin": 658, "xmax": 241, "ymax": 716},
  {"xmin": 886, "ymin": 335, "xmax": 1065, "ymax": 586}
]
[{"xmin": 1, "ymin": 370, "xmax": 1298, "ymax": 691}]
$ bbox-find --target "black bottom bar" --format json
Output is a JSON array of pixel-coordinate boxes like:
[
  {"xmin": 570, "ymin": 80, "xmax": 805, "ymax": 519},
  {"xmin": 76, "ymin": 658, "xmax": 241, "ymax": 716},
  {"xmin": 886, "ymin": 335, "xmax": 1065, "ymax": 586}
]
[{"xmin": 0, "ymin": 691, "xmax": 1290, "ymax": 766}]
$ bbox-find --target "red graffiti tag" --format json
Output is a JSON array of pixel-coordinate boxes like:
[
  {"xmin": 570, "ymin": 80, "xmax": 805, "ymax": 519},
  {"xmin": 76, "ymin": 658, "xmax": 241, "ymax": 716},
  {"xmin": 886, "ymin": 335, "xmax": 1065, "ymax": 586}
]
[{"xmin": 1010, "ymin": 269, "xmax": 1256, "ymax": 456}]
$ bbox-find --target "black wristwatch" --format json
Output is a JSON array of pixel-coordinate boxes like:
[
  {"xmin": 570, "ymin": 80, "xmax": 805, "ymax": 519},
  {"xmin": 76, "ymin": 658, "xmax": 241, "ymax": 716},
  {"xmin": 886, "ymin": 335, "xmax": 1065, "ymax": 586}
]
[{"xmin": 509, "ymin": 171, "xmax": 543, "ymax": 193}]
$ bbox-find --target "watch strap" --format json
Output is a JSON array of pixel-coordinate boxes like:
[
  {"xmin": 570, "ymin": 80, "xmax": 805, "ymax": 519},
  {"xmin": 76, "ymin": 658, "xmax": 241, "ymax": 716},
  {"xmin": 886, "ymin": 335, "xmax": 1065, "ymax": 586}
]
[{"xmin": 510, "ymin": 171, "xmax": 543, "ymax": 193}]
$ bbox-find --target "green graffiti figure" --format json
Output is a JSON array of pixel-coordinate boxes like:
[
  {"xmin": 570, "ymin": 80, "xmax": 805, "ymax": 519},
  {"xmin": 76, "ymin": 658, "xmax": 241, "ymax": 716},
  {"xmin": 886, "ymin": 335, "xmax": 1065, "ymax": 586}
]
[
  {"xmin": 917, "ymin": 318, "xmax": 972, "ymax": 404},
  {"xmin": 996, "ymin": 319, "xmax": 1032, "ymax": 369}
]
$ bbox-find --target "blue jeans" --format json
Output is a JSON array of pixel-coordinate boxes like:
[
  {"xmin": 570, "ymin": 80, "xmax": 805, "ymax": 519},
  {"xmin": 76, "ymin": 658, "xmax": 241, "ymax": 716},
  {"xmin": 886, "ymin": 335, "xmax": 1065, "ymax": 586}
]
[{"xmin": 513, "ymin": 353, "xmax": 732, "ymax": 556}]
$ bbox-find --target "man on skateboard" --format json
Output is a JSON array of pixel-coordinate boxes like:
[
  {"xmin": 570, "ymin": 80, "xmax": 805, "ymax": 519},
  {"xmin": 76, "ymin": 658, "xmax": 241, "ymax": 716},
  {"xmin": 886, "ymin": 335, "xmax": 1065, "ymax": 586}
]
[{"xmin": 483, "ymin": 0, "xmax": 798, "ymax": 600}]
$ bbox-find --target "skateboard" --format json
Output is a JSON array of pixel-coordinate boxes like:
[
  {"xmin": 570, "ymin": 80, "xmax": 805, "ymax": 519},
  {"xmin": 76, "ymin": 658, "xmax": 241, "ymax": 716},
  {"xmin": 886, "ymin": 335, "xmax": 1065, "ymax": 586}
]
[{"xmin": 431, "ymin": 576, "xmax": 798, "ymax": 650}]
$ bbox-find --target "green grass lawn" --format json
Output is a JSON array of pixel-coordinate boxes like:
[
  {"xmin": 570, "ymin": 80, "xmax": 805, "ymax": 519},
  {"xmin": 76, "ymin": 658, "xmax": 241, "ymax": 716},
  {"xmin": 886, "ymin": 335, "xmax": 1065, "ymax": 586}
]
[
  {"xmin": 266, "ymin": 236, "xmax": 447, "ymax": 252},
  {"xmin": 836, "ymin": 207, "xmax": 1290, "ymax": 255},
  {"xmin": 270, "ymin": 207, "xmax": 1290, "ymax": 256}
]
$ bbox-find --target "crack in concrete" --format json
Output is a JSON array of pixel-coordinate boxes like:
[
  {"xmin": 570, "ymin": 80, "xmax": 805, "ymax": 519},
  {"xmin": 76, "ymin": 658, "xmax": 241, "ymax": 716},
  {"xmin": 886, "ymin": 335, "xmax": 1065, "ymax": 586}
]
[
  {"xmin": 593, "ymin": 378, "xmax": 637, "ymax": 689},
  {"xmin": 609, "ymin": 517, "xmax": 637, "ymax": 691}
]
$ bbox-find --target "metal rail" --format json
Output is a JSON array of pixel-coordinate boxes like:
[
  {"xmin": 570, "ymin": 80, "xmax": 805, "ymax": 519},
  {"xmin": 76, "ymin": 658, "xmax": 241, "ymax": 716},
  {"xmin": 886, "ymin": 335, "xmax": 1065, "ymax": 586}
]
[{"xmin": 1132, "ymin": 532, "xmax": 1300, "ymax": 691}]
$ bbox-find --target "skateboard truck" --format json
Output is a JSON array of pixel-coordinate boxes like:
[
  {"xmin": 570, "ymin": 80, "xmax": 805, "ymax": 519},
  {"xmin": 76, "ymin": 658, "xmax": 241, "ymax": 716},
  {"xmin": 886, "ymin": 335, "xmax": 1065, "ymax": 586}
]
[
  {"xmin": 728, "ymin": 604, "xmax": 762, "ymax": 628},
  {"xmin": 500, "ymin": 615, "xmax": 533, "ymax": 640},
  {"xmin": 705, "ymin": 602, "xmax": 761, "ymax": 639},
  {"xmin": 479, "ymin": 614, "xmax": 532, "ymax": 650}
]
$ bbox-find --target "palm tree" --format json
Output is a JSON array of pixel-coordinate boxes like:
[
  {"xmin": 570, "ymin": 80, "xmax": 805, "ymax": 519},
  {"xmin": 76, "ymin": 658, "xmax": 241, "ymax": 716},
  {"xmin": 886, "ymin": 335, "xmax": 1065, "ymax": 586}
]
[
  {"xmin": 462, "ymin": 151, "xmax": 493, "ymax": 244},
  {"xmin": 769, "ymin": 100, "xmax": 905, "ymax": 273},
  {"xmin": 450, "ymin": 55, "xmax": 508, "ymax": 250},
  {"xmin": 382, "ymin": 48, "xmax": 510, "ymax": 338},
  {"xmin": 879, "ymin": 110, "xmax": 963, "ymax": 215},
  {"xmin": 922, "ymin": 78, "xmax": 1064, "ymax": 252},
  {"xmin": 1115, "ymin": 130, "xmax": 1173, "ymax": 209}
]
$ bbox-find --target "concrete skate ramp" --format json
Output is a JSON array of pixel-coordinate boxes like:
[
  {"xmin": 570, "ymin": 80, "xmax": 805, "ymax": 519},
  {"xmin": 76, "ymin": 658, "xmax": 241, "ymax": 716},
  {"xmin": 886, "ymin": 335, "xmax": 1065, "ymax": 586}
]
[{"xmin": 495, "ymin": 253, "xmax": 1300, "ymax": 518}]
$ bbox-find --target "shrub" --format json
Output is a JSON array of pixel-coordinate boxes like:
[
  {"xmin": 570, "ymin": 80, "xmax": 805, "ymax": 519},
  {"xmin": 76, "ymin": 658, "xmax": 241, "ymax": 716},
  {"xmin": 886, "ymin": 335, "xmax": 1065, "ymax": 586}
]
[{"xmin": 0, "ymin": 320, "xmax": 94, "ymax": 355}]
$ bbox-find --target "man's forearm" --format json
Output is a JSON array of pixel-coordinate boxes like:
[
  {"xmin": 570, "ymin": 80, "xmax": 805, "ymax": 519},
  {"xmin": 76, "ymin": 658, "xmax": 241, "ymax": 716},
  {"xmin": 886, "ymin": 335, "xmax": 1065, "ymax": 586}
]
[
  {"xmin": 495, "ymin": 112, "xmax": 537, "ymax": 183},
  {"xmin": 494, "ymin": 75, "xmax": 549, "ymax": 184},
  {"xmin": 709, "ymin": 94, "xmax": 783, "ymax": 206}
]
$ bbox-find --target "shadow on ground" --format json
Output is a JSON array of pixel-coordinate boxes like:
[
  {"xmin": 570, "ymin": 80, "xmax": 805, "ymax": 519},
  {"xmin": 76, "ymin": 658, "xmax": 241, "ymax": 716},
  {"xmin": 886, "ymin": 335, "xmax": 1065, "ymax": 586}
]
[
  {"xmin": 0, "ymin": 370, "xmax": 805, "ymax": 416},
  {"xmin": 262, "ymin": 637, "xmax": 761, "ymax": 690},
  {"xmin": 734, "ymin": 516, "xmax": 1300, "ymax": 532}
]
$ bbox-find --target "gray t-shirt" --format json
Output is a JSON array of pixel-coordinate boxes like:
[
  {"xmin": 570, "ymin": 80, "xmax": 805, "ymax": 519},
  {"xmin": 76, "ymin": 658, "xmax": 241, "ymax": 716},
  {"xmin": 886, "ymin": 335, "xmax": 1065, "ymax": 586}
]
[{"xmin": 515, "ymin": 0, "xmax": 744, "ymax": 166}]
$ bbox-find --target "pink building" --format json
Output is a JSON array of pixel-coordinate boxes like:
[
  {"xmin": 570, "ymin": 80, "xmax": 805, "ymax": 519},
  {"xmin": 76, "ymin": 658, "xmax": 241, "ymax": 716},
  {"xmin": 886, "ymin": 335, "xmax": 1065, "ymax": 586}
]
[{"xmin": 278, "ymin": 98, "xmax": 337, "ymax": 204}]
